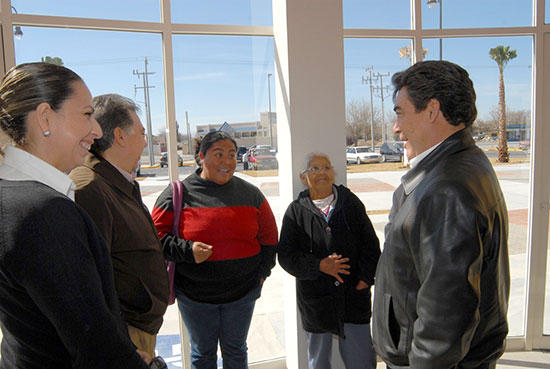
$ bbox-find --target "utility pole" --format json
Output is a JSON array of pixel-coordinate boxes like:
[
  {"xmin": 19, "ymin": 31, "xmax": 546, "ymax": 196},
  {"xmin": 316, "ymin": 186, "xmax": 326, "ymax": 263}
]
[
  {"xmin": 373, "ymin": 72, "xmax": 391, "ymax": 143},
  {"xmin": 133, "ymin": 57, "xmax": 155, "ymax": 166},
  {"xmin": 185, "ymin": 111, "xmax": 192, "ymax": 155},
  {"xmin": 361, "ymin": 67, "xmax": 375, "ymax": 151}
]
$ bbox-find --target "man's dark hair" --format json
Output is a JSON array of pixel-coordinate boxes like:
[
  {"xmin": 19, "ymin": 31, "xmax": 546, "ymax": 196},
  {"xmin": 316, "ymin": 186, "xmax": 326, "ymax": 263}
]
[
  {"xmin": 91, "ymin": 94, "xmax": 141, "ymax": 153},
  {"xmin": 193, "ymin": 131, "xmax": 237, "ymax": 167},
  {"xmin": 392, "ymin": 60, "xmax": 477, "ymax": 128}
]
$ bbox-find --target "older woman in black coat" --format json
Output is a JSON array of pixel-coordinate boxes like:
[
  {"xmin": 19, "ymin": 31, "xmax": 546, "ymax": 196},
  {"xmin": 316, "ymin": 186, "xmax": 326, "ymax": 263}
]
[{"xmin": 278, "ymin": 152, "xmax": 381, "ymax": 369}]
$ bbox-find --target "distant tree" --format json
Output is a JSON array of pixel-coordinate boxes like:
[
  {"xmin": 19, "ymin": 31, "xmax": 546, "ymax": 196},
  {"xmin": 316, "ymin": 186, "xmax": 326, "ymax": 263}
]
[
  {"xmin": 156, "ymin": 128, "xmax": 167, "ymax": 142},
  {"xmin": 41, "ymin": 56, "xmax": 64, "ymax": 66},
  {"xmin": 485, "ymin": 106, "xmax": 530, "ymax": 141},
  {"xmin": 489, "ymin": 45, "xmax": 517, "ymax": 163},
  {"xmin": 472, "ymin": 118, "xmax": 494, "ymax": 136},
  {"xmin": 346, "ymin": 99, "xmax": 380, "ymax": 146}
]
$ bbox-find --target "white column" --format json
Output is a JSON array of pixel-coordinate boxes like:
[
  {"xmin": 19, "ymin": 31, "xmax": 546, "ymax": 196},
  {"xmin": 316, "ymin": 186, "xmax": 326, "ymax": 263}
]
[{"xmin": 273, "ymin": 1, "xmax": 347, "ymax": 369}]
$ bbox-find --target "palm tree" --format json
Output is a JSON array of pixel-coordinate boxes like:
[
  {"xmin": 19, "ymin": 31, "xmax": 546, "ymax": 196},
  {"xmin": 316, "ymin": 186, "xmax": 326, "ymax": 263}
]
[{"xmin": 489, "ymin": 45, "xmax": 517, "ymax": 163}]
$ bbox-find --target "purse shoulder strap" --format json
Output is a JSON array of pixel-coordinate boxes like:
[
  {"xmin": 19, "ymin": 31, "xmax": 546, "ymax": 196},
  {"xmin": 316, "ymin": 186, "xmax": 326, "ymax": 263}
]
[{"xmin": 170, "ymin": 180, "xmax": 183, "ymax": 235}]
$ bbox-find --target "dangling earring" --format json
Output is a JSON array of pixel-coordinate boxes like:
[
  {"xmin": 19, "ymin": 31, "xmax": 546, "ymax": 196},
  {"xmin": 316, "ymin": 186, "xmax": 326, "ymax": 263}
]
[{"xmin": 43, "ymin": 130, "xmax": 51, "ymax": 137}]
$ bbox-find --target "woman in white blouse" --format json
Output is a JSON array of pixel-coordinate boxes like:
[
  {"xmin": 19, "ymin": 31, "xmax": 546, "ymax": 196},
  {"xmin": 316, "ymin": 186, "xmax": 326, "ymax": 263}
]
[{"xmin": 0, "ymin": 62, "xmax": 151, "ymax": 369}]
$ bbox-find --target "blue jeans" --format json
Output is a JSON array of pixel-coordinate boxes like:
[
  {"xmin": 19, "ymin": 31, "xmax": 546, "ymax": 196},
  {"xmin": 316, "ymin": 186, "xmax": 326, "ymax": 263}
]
[
  {"xmin": 177, "ymin": 285, "xmax": 261, "ymax": 369},
  {"xmin": 306, "ymin": 323, "xmax": 377, "ymax": 369}
]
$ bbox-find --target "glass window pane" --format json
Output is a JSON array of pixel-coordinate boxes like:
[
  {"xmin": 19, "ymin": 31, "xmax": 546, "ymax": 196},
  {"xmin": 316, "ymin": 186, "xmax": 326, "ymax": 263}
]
[
  {"xmin": 344, "ymin": 38, "xmax": 413, "ymax": 150},
  {"xmin": 547, "ymin": 0, "xmax": 550, "ymax": 24},
  {"xmin": 172, "ymin": 34, "xmax": 282, "ymax": 362},
  {"xmin": 14, "ymin": 27, "xmax": 166, "ymax": 166},
  {"xmin": 343, "ymin": 0, "xmax": 411, "ymax": 29},
  {"xmin": 343, "ymin": 38, "xmax": 415, "ymax": 274},
  {"xmin": 426, "ymin": 35, "xmax": 532, "ymax": 336},
  {"xmin": 171, "ymin": 0, "xmax": 272, "ymax": 26},
  {"xmin": 422, "ymin": 0, "xmax": 532, "ymax": 29},
  {"xmin": 11, "ymin": 0, "xmax": 160, "ymax": 22}
]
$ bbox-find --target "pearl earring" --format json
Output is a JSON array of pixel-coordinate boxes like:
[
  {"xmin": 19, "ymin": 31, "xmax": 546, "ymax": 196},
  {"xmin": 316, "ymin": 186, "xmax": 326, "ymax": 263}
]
[{"xmin": 43, "ymin": 130, "xmax": 51, "ymax": 137}]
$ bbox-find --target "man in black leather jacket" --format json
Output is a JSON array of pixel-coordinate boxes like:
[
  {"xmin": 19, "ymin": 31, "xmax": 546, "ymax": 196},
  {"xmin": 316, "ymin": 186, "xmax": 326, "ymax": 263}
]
[{"xmin": 372, "ymin": 60, "xmax": 510, "ymax": 369}]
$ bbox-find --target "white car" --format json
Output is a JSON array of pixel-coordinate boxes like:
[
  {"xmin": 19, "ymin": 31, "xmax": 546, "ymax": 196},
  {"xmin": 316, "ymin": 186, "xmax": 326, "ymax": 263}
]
[{"xmin": 346, "ymin": 146, "xmax": 383, "ymax": 164}]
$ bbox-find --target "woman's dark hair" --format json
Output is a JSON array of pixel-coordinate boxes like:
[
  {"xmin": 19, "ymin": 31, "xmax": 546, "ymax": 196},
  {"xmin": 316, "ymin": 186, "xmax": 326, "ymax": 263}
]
[
  {"xmin": 392, "ymin": 60, "xmax": 477, "ymax": 128},
  {"xmin": 193, "ymin": 131, "xmax": 237, "ymax": 167},
  {"xmin": 0, "ymin": 62, "xmax": 83, "ymax": 145}
]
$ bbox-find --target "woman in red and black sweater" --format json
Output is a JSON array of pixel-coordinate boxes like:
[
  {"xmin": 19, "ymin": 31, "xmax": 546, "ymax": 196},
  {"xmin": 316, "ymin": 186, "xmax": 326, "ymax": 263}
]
[{"xmin": 152, "ymin": 131, "xmax": 278, "ymax": 369}]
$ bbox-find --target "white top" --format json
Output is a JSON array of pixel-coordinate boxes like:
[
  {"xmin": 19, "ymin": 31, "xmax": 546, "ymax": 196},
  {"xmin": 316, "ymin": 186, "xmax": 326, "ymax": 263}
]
[
  {"xmin": 409, "ymin": 141, "xmax": 443, "ymax": 169},
  {"xmin": 311, "ymin": 189, "xmax": 337, "ymax": 222},
  {"xmin": 0, "ymin": 145, "xmax": 76, "ymax": 200}
]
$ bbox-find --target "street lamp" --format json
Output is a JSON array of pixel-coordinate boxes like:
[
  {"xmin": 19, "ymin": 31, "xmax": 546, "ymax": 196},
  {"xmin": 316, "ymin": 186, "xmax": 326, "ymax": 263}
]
[
  {"xmin": 11, "ymin": 6, "xmax": 23, "ymax": 40},
  {"xmin": 267, "ymin": 73, "xmax": 273, "ymax": 148},
  {"xmin": 427, "ymin": 0, "xmax": 442, "ymax": 60}
]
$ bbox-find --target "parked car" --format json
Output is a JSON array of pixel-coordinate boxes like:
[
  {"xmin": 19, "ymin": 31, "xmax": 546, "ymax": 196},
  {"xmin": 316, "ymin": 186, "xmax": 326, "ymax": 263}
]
[
  {"xmin": 346, "ymin": 146, "xmax": 383, "ymax": 164},
  {"xmin": 237, "ymin": 146, "xmax": 248, "ymax": 163},
  {"xmin": 248, "ymin": 144, "xmax": 274, "ymax": 151},
  {"xmin": 160, "ymin": 152, "xmax": 183, "ymax": 167},
  {"xmin": 247, "ymin": 147, "xmax": 278, "ymax": 170},
  {"xmin": 379, "ymin": 141, "xmax": 404, "ymax": 162}
]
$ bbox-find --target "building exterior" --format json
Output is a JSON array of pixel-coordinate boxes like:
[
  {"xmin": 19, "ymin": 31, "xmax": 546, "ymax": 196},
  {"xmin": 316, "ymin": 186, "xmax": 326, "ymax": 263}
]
[{"xmin": 196, "ymin": 112, "xmax": 277, "ymax": 150}]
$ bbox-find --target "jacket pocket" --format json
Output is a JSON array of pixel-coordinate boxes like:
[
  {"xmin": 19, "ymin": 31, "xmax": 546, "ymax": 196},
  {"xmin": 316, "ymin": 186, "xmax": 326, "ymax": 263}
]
[{"xmin": 385, "ymin": 294, "xmax": 400, "ymax": 350}]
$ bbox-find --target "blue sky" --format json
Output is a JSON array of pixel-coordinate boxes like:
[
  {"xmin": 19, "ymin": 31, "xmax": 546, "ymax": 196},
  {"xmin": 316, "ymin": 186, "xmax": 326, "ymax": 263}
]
[{"xmin": 11, "ymin": 0, "xmax": 537, "ymax": 135}]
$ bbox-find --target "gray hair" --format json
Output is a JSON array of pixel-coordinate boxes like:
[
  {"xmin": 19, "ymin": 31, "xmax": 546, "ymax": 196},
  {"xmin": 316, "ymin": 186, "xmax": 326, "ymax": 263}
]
[
  {"xmin": 301, "ymin": 152, "xmax": 332, "ymax": 174},
  {"xmin": 90, "ymin": 94, "xmax": 141, "ymax": 154}
]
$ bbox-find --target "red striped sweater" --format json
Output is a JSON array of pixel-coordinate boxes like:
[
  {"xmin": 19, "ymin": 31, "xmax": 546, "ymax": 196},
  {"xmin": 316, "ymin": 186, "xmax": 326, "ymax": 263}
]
[{"xmin": 152, "ymin": 170, "xmax": 278, "ymax": 303}]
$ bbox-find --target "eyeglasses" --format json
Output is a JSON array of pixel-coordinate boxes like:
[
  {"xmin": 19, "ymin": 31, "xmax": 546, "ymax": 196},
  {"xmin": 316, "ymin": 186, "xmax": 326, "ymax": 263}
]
[{"xmin": 303, "ymin": 165, "xmax": 333, "ymax": 173}]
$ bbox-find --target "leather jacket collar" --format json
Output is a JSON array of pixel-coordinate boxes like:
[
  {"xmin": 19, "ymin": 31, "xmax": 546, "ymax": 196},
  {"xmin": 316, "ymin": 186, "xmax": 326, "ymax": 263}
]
[{"xmin": 401, "ymin": 129, "xmax": 475, "ymax": 196}]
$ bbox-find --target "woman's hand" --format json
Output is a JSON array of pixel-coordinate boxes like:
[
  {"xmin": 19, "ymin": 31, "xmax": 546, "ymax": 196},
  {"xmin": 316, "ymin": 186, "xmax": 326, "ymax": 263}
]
[
  {"xmin": 192, "ymin": 242, "xmax": 213, "ymax": 263},
  {"xmin": 319, "ymin": 254, "xmax": 350, "ymax": 283},
  {"xmin": 355, "ymin": 280, "xmax": 369, "ymax": 290}
]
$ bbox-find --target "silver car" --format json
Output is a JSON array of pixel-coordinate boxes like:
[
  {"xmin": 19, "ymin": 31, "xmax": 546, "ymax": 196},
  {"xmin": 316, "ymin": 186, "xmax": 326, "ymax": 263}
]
[{"xmin": 346, "ymin": 146, "xmax": 383, "ymax": 164}]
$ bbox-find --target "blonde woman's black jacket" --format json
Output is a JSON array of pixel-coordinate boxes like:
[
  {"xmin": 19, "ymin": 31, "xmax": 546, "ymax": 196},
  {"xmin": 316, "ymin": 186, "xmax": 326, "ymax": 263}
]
[
  {"xmin": 372, "ymin": 129, "xmax": 510, "ymax": 369},
  {"xmin": 278, "ymin": 184, "xmax": 380, "ymax": 337}
]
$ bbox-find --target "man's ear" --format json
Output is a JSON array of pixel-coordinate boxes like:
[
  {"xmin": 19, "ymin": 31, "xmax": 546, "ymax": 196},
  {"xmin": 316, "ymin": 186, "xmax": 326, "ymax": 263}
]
[
  {"xmin": 113, "ymin": 126, "xmax": 127, "ymax": 147},
  {"xmin": 427, "ymin": 98, "xmax": 441, "ymax": 123}
]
